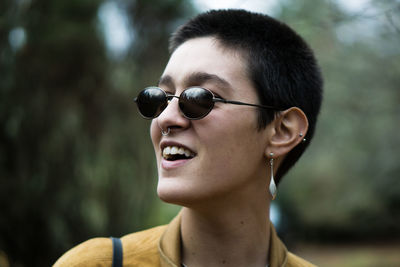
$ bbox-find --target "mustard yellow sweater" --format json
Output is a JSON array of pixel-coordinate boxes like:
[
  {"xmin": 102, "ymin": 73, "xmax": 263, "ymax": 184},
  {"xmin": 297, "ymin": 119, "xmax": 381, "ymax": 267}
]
[{"xmin": 54, "ymin": 214, "xmax": 316, "ymax": 267}]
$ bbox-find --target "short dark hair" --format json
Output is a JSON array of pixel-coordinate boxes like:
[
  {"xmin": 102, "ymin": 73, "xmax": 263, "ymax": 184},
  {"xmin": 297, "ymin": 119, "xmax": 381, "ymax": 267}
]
[{"xmin": 169, "ymin": 9, "xmax": 323, "ymax": 184}]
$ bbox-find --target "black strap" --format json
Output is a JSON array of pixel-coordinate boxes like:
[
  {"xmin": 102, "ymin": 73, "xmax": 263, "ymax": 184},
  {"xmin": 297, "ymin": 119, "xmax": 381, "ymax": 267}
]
[{"xmin": 111, "ymin": 237, "xmax": 123, "ymax": 267}]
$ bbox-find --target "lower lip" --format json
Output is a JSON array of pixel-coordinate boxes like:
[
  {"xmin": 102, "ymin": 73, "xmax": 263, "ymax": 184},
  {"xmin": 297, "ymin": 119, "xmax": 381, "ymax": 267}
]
[{"xmin": 161, "ymin": 158, "xmax": 192, "ymax": 170}]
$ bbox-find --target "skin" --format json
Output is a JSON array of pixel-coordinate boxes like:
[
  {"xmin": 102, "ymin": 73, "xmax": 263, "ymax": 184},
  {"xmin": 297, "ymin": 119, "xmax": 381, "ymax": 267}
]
[{"xmin": 150, "ymin": 37, "xmax": 308, "ymax": 267}]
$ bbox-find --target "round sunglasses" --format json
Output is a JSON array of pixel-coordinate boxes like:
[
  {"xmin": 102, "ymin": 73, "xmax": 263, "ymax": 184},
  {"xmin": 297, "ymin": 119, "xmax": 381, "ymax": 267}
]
[{"xmin": 134, "ymin": 86, "xmax": 280, "ymax": 120}]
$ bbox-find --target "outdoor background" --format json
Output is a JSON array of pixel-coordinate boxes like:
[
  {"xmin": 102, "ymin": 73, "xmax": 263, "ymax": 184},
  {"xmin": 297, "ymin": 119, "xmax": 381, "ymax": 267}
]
[{"xmin": 1, "ymin": 0, "xmax": 399, "ymax": 266}]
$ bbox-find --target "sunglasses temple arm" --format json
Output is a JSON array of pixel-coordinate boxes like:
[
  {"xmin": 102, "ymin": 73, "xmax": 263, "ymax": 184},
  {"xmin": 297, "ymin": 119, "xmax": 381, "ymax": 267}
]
[{"xmin": 214, "ymin": 98, "xmax": 278, "ymax": 110}]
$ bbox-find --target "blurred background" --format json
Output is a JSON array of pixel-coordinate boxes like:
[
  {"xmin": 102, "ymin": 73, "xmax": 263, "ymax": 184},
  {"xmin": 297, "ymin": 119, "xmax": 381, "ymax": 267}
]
[{"xmin": 1, "ymin": 0, "xmax": 399, "ymax": 266}]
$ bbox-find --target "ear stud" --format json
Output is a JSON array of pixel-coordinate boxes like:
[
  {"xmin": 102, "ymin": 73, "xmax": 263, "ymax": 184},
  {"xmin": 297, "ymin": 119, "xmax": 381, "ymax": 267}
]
[{"xmin": 299, "ymin": 133, "xmax": 306, "ymax": 143}]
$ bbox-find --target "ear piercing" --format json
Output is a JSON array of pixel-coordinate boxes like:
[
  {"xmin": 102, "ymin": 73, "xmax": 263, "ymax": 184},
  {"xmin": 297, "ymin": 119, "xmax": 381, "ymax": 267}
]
[
  {"xmin": 299, "ymin": 132, "xmax": 306, "ymax": 143},
  {"xmin": 269, "ymin": 152, "xmax": 277, "ymax": 200}
]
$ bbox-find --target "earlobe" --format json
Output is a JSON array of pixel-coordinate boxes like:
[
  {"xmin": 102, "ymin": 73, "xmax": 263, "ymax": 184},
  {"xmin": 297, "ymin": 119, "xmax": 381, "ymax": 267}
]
[{"xmin": 266, "ymin": 107, "xmax": 308, "ymax": 157}]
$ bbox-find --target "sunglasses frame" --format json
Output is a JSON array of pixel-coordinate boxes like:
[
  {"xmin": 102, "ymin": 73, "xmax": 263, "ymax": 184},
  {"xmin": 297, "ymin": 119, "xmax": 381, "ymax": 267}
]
[{"xmin": 134, "ymin": 86, "xmax": 281, "ymax": 120}]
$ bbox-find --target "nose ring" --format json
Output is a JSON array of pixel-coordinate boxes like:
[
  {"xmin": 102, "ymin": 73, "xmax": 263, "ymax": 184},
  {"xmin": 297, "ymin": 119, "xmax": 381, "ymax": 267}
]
[
  {"xmin": 161, "ymin": 127, "xmax": 170, "ymax": 136},
  {"xmin": 157, "ymin": 119, "xmax": 170, "ymax": 136}
]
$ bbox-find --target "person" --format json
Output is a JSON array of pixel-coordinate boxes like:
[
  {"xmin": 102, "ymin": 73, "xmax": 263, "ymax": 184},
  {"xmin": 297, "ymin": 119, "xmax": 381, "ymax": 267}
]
[{"xmin": 54, "ymin": 9, "xmax": 322, "ymax": 267}]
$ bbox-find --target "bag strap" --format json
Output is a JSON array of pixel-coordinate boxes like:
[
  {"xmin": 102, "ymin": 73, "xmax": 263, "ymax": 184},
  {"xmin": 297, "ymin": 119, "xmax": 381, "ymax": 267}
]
[{"xmin": 111, "ymin": 237, "xmax": 123, "ymax": 267}]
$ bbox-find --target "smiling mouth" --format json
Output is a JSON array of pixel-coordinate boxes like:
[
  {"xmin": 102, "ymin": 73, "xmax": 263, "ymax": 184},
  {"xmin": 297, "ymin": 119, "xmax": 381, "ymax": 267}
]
[{"xmin": 162, "ymin": 146, "xmax": 195, "ymax": 161}]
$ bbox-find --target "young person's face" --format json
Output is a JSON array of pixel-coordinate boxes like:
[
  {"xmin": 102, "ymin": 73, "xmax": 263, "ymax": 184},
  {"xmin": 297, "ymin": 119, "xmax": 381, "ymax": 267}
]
[{"xmin": 151, "ymin": 37, "xmax": 270, "ymax": 206}]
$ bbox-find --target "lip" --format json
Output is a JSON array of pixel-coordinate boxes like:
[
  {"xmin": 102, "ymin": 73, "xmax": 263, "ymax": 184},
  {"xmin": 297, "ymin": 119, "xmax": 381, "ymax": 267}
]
[
  {"xmin": 161, "ymin": 158, "xmax": 193, "ymax": 170},
  {"xmin": 159, "ymin": 140, "xmax": 196, "ymax": 170}
]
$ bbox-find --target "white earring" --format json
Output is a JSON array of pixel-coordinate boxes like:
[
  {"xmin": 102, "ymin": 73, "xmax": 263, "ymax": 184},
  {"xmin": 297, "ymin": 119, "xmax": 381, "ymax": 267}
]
[
  {"xmin": 299, "ymin": 132, "xmax": 306, "ymax": 143},
  {"xmin": 269, "ymin": 152, "xmax": 277, "ymax": 200}
]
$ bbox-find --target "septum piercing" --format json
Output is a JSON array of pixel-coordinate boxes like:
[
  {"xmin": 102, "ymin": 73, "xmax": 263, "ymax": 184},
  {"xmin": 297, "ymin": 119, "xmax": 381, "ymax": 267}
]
[
  {"xmin": 161, "ymin": 127, "xmax": 170, "ymax": 136},
  {"xmin": 157, "ymin": 120, "xmax": 170, "ymax": 136}
]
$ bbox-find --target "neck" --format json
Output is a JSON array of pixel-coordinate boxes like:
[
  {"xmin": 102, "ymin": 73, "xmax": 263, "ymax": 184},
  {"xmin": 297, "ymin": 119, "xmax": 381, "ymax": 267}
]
[{"xmin": 180, "ymin": 193, "xmax": 271, "ymax": 267}]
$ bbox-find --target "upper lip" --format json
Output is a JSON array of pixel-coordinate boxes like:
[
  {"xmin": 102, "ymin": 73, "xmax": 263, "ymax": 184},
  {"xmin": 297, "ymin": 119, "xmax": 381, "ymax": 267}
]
[{"xmin": 160, "ymin": 140, "xmax": 196, "ymax": 155}]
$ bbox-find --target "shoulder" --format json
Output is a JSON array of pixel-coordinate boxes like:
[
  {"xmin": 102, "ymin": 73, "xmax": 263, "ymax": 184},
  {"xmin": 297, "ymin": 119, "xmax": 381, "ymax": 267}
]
[
  {"xmin": 53, "ymin": 237, "xmax": 112, "ymax": 267},
  {"xmin": 286, "ymin": 252, "xmax": 318, "ymax": 267},
  {"xmin": 53, "ymin": 225, "xmax": 168, "ymax": 267},
  {"xmin": 121, "ymin": 225, "xmax": 167, "ymax": 261}
]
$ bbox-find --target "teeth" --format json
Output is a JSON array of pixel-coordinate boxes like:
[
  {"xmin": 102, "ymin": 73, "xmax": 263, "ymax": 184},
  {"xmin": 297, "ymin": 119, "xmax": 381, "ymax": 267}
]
[{"xmin": 162, "ymin": 146, "xmax": 195, "ymax": 159}]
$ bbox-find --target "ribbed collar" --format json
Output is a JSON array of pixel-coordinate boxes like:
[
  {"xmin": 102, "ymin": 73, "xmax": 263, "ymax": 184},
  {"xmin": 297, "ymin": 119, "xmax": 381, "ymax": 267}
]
[
  {"xmin": 158, "ymin": 214, "xmax": 182, "ymax": 267},
  {"xmin": 158, "ymin": 212, "xmax": 288, "ymax": 267}
]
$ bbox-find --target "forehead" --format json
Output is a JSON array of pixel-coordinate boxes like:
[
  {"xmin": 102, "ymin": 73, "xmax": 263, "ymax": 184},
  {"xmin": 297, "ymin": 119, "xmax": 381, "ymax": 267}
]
[{"xmin": 161, "ymin": 37, "xmax": 251, "ymax": 91}]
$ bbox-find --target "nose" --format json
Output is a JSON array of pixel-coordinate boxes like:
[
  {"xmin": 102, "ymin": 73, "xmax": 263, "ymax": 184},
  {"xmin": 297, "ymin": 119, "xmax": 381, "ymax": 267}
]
[{"xmin": 156, "ymin": 96, "xmax": 190, "ymax": 134}]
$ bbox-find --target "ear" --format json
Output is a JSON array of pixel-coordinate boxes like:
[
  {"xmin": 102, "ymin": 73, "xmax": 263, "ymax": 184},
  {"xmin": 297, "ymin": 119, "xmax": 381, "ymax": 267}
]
[{"xmin": 265, "ymin": 107, "xmax": 308, "ymax": 157}]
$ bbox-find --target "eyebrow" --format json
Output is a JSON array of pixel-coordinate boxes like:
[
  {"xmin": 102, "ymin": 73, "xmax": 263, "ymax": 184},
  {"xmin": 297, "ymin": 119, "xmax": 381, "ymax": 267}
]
[
  {"xmin": 158, "ymin": 75, "xmax": 174, "ymax": 88},
  {"xmin": 158, "ymin": 72, "xmax": 232, "ymax": 90}
]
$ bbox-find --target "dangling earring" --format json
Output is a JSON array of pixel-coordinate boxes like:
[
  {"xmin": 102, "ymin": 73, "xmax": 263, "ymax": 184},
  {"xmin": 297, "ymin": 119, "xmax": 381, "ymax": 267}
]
[{"xmin": 269, "ymin": 152, "xmax": 277, "ymax": 200}]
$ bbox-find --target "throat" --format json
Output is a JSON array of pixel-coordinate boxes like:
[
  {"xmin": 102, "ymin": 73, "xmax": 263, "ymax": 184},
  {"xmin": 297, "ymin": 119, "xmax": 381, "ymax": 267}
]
[{"xmin": 180, "ymin": 210, "xmax": 271, "ymax": 267}]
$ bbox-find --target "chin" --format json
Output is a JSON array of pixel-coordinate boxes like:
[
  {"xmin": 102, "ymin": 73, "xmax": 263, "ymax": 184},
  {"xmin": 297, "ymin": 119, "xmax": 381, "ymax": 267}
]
[
  {"xmin": 157, "ymin": 179, "xmax": 187, "ymax": 205},
  {"xmin": 157, "ymin": 179, "xmax": 205, "ymax": 207}
]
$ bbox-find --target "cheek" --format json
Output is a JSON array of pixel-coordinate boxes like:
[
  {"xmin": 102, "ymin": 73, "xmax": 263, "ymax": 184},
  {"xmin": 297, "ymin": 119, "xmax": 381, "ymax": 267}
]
[
  {"xmin": 200, "ymin": 110, "xmax": 264, "ymax": 165},
  {"xmin": 207, "ymin": 108, "xmax": 260, "ymax": 141}
]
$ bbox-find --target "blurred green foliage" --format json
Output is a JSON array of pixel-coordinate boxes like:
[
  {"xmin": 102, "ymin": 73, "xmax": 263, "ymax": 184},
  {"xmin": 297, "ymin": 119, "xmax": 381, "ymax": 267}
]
[
  {"xmin": 275, "ymin": 0, "xmax": 400, "ymax": 243},
  {"xmin": 0, "ymin": 0, "xmax": 399, "ymax": 266}
]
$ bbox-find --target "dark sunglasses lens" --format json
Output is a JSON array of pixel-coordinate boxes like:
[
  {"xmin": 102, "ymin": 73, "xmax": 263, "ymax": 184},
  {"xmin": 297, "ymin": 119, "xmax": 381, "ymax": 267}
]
[
  {"xmin": 136, "ymin": 87, "xmax": 167, "ymax": 118},
  {"xmin": 179, "ymin": 88, "xmax": 214, "ymax": 119}
]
